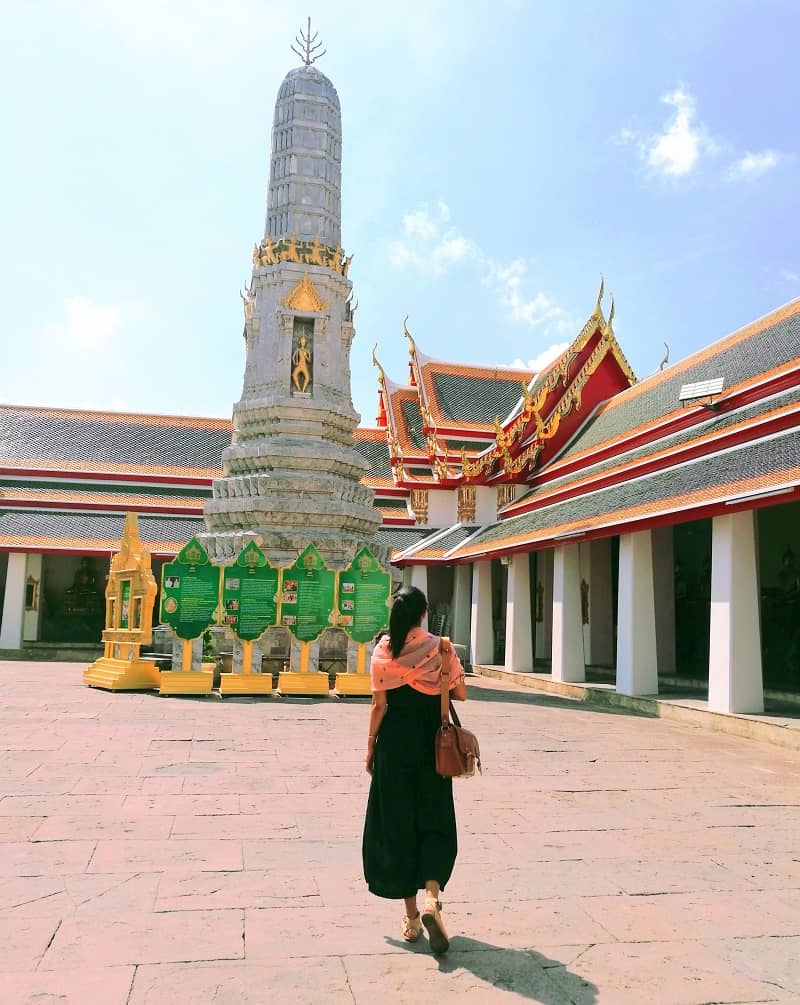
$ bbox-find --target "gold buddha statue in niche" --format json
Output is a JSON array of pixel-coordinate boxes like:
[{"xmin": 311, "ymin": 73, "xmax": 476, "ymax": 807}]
[{"xmin": 291, "ymin": 334, "xmax": 313, "ymax": 392}]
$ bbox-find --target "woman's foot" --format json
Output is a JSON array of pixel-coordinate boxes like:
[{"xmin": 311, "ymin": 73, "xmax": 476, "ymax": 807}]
[
  {"xmin": 402, "ymin": 911, "xmax": 421, "ymax": 942},
  {"xmin": 421, "ymin": 896, "xmax": 449, "ymax": 954}
]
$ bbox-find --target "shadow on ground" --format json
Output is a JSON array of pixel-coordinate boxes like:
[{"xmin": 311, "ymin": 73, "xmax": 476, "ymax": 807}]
[
  {"xmin": 467, "ymin": 682, "xmax": 647, "ymax": 718},
  {"xmin": 387, "ymin": 935, "xmax": 597, "ymax": 1003}
]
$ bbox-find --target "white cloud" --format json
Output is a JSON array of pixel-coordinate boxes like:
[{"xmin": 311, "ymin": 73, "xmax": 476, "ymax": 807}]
[
  {"xmin": 389, "ymin": 203, "xmax": 477, "ymax": 276},
  {"xmin": 390, "ymin": 203, "xmax": 575, "ymax": 337},
  {"xmin": 727, "ymin": 149, "xmax": 781, "ymax": 180},
  {"xmin": 780, "ymin": 268, "xmax": 800, "ymax": 283},
  {"xmin": 509, "ymin": 342, "xmax": 571, "ymax": 373},
  {"xmin": 486, "ymin": 260, "xmax": 573, "ymax": 332},
  {"xmin": 645, "ymin": 86, "xmax": 711, "ymax": 177},
  {"xmin": 42, "ymin": 296, "xmax": 122, "ymax": 349}
]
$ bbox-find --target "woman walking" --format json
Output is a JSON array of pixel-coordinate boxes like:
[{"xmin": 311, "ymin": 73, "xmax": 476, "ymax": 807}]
[{"xmin": 362, "ymin": 585, "xmax": 467, "ymax": 954}]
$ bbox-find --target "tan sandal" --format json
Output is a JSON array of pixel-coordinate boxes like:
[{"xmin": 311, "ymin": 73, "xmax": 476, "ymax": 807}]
[
  {"xmin": 421, "ymin": 896, "xmax": 449, "ymax": 954},
  {"xmin": 402, "ymin": 911, "xmax": 422, "ymax": 942}
]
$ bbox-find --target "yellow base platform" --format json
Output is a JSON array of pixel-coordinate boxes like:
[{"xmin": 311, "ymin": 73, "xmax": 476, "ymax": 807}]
[
  {"xmin": 84, "ymin": 658, "xmax": 161, "ymax": 691},
  {"xmin": 334, "ymin": 673, "xmax": 372, "ymax": 696},
  {"xmin": 159, "ymin": 670, "xmax": 214, "ymax": 695},
  {"xmin": 277, "ymin": 671, "xmax": 330, "ymax": 696},
  {"xmin": 220, "ymin": 673, "xmax": 275, "ymax": 696}
]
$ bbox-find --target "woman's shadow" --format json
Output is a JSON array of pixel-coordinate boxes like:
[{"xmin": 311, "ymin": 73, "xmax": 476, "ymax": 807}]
[{"xmin": 386, "ymin": 934, "xmax": 598, "ymax": 1003}]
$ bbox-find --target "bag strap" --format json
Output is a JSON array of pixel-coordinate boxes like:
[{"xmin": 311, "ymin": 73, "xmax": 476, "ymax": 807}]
[{"xmin": 439, "ymin": 636, "xmax": 451, "ymax": 727}]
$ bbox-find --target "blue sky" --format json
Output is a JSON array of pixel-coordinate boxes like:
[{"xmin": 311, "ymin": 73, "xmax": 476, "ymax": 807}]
[{"xmin": 1, "ymin": 1, "xmax": 797, "ymax": 426}]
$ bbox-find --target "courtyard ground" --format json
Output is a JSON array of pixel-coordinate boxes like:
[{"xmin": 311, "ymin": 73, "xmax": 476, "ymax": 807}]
[{"xmin": 1, "ymin": 661, "xmax": 799, "ymax": 1004}]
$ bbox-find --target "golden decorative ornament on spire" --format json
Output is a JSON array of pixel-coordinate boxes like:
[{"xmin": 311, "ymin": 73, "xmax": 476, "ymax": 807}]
[
  {"xmin": 280, "ymin": 273, "xmax": 329, "ymax": 312},
  {"xmin": 371, "ymin": 344, "xmax": 386, "ymax": 385}
]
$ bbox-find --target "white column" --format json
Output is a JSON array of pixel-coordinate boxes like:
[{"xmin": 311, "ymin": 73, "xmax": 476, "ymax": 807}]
[
  {"xmin": 0, "ymin": 553, "xmax": 28, "ymax": 650},
  {"xmin": 410, "ymin": 564, "xmax": 428, "ymax": 596},
  {"xmin": 617, "ymin": 530, "xmax": 658, "ymax": 695},
  {"xmin": 534, "ymin": 548, "xmax": 553, "ymax": 661},
  {"xmin": 552, "ymin": 543, "xmax": 584, "ymax": 682},
  {"xmin": 652, "ymin": 526, "xmax": 676, "ymax": 677},
  {"xmin": 22, "ymin": 554, "xmax": 43, "ymax": 643},
  {"xmin": 581, "ymin": 538, "xmax": 614, "ymax": 667},
  {"xmin": 708, "ymin": 511, "xmax": 764, "ymax": 714},
  {"xmin": 470, "ymin": 560, "xmax": 494, "ymax": 666},
  {"xmin": 505, "ymin": 552, "xmax": 533, "ymax": 672},
  {"xmin": 451, "ymin": 564, "xmax": 472, "ymax": 649}
]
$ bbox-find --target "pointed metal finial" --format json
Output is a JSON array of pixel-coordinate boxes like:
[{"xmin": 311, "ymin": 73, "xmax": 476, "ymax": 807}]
[
  {"xmin": 595, "ymin": 274, "xmax": 605, "ymax": 315},
  {"xmin": 291, "ymin": 16, "xmax": 326, "ymax": 65},
  {"xmin": 607, "ymin": 295, "xmax": 615, "ymax": 328},
  {"xmin": 371, "ymin": 344, "xmax": 386, "ymax": 385},
  {"xmin": 402, "ymin": 315, "xmax": 416, "ymax": 355}
]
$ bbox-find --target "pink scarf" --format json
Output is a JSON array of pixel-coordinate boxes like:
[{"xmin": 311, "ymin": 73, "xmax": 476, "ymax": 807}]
[{"xmin": 370, "ymin": 627, "xmax": 464, "ymax": 695}]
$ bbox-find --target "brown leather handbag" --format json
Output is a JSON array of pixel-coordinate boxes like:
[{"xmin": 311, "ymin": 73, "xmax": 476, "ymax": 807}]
[{"xmin": 435, "ymin": 638, "xmax": 481, "ymax": 779}]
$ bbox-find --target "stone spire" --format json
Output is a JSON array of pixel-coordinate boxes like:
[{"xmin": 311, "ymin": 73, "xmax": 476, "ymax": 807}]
[{"xmin": 200, "ymin": 32, "xmax": 382, "ymax": 569}]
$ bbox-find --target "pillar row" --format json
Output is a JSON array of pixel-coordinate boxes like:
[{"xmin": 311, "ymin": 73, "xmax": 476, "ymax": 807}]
[
  {"xmin": 470, "ymin": 561, "xmax": 494, "ymax": 666},
  {"xmin": 617, "ymin": 529, "xmax": 658, "ymax": 696},
  {"xmin": 505, "ymin": 552, "xmax": 533, "ymax": 673},
  {"xmin": 708, "ymin": 511, "xmax": 764, "ymax": 714},
  {"xmin": 552, "ymin": 543, "xmax": 584, "ymax": 682}
]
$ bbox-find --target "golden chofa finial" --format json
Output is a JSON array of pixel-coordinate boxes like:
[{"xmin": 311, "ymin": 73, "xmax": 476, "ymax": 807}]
[
  {"xmin": 402, "ymin": 314, "xmax": 416, "ymax": 356},
  {"xmin": 291, "ymin": 16, "xmax": 326, "ymax": 66},
  {"xmin": 371, "ymin": 344, "xmax": 386, "ymax": 385},
  {"xmin": 607, "ymin": 294, "xmax": 615, "ymax": 328},
  {"xmin": 595, "ymin": 274, "xmax": 605, "ymax": 317}
]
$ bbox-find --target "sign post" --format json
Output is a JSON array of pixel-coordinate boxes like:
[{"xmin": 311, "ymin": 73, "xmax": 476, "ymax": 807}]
[
  {"xmin": 158, "ymin": 537, "xmax": 220, "ymax": 695},
  {"xmin": 219, "ymin": 541, "xmax": 280, "ymax": 695},
  {"xmin": 334, "ymin": 546, "xmax": 391, "ymax": 695},
  {"xmin": 277, "ymin": 544, "xmax": 335, "ymax": 695}
]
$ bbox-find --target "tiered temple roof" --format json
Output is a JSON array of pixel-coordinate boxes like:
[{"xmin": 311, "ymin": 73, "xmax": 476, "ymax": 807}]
[{"xmin": 1, "ymin": 294, "xmax": 798, "ymax": 563}]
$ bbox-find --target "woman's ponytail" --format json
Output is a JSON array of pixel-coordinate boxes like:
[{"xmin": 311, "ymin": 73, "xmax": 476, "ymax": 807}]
[{"xmin": 388, "ymin": 585, "xmax": 427, "ymax": 658}]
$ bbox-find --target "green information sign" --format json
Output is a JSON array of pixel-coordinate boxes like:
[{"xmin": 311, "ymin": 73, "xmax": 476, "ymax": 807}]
[
  {"xmin": 160, "ymin": 537, "xmax": 221, "ymax": 641},
  {"xmin": 337, "ymin": 546, "xmax": 391, "ymax": 644},
  {"xmin": 221, "ymin": 541, "xmax": 280, "ymax": 642},
  {"xmin": 279, "ymin": 544, "xmax": 335, "ymax": 642}
]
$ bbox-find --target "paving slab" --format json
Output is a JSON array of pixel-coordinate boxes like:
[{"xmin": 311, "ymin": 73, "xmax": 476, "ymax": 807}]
[{"xmin": 1, "ymin": 660, "xmax": 799, "ymax": 1002}]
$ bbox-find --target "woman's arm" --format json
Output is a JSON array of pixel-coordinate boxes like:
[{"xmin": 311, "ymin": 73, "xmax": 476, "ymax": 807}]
[{"xmin": 365, "ymin": 690, "xmax": 387, "ymax": 775}]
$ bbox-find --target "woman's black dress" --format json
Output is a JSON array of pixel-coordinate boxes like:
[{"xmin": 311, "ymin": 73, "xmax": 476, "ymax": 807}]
[{"xmin": 362, "ymin": 684, "xmax": 457, "ymax": 899}]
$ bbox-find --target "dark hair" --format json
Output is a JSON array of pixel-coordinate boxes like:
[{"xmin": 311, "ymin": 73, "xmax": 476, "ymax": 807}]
[{"xmin": 388, "ymin": 586, "xmax": 427, "ymax": 658}]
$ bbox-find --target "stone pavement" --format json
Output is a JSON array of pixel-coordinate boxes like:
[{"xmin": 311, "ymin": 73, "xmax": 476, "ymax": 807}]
[{"xmin": 1, "ymin": 662, "xmax": 799, "ymax": 1004}]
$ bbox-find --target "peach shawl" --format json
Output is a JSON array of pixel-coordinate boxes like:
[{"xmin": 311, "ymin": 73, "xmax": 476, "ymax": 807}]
[{"xmin": 370, "ymin": 627, "xmax": 464, "ymax": 695}]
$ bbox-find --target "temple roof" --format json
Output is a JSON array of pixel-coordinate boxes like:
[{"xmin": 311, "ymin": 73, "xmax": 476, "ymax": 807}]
[
  {"xmin": 446, "ymin": 431, "xmax": 800, "ymax": 561},
  {"xmin": 0, "ymin": 406, "xmax": 230, "ymax": 477}
]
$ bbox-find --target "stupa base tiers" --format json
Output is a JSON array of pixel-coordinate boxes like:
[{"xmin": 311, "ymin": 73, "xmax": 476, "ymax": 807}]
[
  {"xmin": 84, "ymin": 658, "xmax": 161, "ymax": 692},
  {"xmin": 277, "ymin": 671, "xmax": 331, "ymax": 696},
  {"xmin": 220, "ymin": 673, "xmax": 275, "ymax": 696},
  {"xmin": 159, "ymin": 670, "xmax": 215, "ymax": 696},
  {"xmin": 334, "ymin": 673, "xmax": 371, "ymax": 696}
]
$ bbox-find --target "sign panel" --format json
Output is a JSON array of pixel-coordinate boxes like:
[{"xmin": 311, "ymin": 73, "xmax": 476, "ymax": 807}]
[
  {"xmin": 279, "ymin": 544, "xmax": 335, "ymax": 642},
  {"xmin": 221, "ymin": 541, "xmax": 280, "ymax": 642},
  {"xmin": 337, "ymin": 547, "xmax": 391, "ymax": 644},
  {"xmin": 160, "ymin": 537, "xmax": 220, "ymax": 641}
]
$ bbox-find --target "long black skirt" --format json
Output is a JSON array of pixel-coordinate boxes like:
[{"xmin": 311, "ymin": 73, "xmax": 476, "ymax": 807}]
[{"xmin": 362, "ymin": 685, "xmax": 457, "ymax": 900}]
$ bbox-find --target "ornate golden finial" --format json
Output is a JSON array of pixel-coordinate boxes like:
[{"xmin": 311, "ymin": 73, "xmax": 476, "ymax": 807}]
[
  {"xmin": 521, "ymin": 380, "xmax": 533, "ymax": 407},
  {"xmin": 607, "ymin": 294, "xmax": 615, "ymax": 328},
  {"xmin": 595, "ymin": 274, "xmax": 605, "ymax": 316},
  {"xmin": 371, "ymin": 344, "xmax": 386, "ymax": 385},
  {"xmin": 402, "ymin": 314, "xmax": 416, "ymax": 356},
  {"xmin": 659, "ymin": 342, "xmax": 670, "ymax": 371},
  {"xmin": 291, "ymin": 16, "xmax": 326, "ymax": 65}
]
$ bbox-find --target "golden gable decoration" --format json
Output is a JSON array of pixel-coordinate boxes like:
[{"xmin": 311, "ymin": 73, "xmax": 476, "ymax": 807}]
[{"xmin": 280, "ymin": 273, "xmax": 329, "ymax": 313}]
